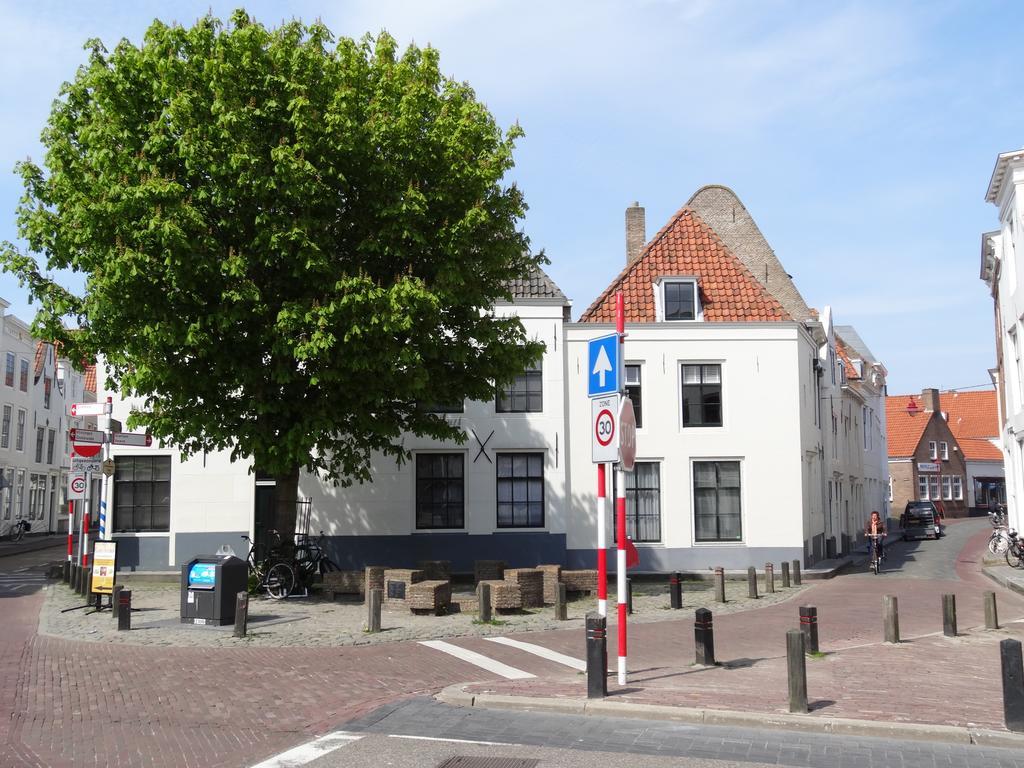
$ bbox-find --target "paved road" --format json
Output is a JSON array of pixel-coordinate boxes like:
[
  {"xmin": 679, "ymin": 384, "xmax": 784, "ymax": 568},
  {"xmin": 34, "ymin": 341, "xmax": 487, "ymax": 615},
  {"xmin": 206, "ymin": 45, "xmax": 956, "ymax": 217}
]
[
  {"xmin": 844, "ymin": 517, "xmax": 983, "ymax": 581},
  {"xmin": 299, "ymin": 697, "xmax": 1024, "ymax": 768}
]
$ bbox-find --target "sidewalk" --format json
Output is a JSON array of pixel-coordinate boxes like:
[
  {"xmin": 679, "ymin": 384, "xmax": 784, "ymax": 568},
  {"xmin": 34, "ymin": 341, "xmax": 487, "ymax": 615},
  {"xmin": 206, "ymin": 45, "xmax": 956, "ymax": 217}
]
[{"xmin": 434, "ymin": 522, "xmax": 1024, "ymax": 746}]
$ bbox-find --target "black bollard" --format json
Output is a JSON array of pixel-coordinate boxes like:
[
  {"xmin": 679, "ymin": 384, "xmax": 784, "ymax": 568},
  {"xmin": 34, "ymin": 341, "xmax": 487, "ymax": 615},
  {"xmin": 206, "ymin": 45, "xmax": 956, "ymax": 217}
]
[
  {"xmin": 669, "ymin": 571, "xmax": 682, "ymax": 609},
  {"xmin": 787, "ymin": 629, "xmax": 808, "ymax": 713},
  {"xmin": 747, "ymin": 566, "xmax": 758, "ymax": 599},
  {"xmin": 117, "ymin": 589, "xmax": 132, "ymax": 631},
  {"xmin": 1001, "ymin": 639, "xmax": 1024, "ymax": 732},
  {"xmin": 799, "ymin": 606, "xmax": 819, "ymax": 654},
  {"xmin": 234, "ymin": 591, "xmax": 249, "ymax": 638},
  {"xmin": 111, "ymin": 585, "xmax": 123, "ymax": 621},
  {"xmin": 694, "ymin": 608, "xmax": 715, "ymax": 666},
  {"xmin": 70, "ymin": 563, "xmax": 79, "ymax": 592},
  {"xmin": 942, "ymin": 594, "xmax": 957, "ymax": 637},
  {"xmin": 714, "ymin": 567, "xmax": 726, "ymax": 603},
  {"xmin": 791, "ymin": 559, "xmax": 802, "ymax": 586},
  {"xmin": 586, "ymin": 612, "xmax": 608, "ymax": 699},
  {"xmin": 626, "ymin": 578, "xmax": 633, "ymax": 616},
  {"xmin": 83, "ymin": 570, "xmax": 93, "ymax": 599},
  {"xmin": 781, "ymin": 561, "xmax": 790, "ymax": 588},
  {"xmin": 765, "ymin": 563, "xmax": 775, "ymax": 594},
  {"xmin": 62, "ymin": 560, "xmax": 70, "ymax": 584}
]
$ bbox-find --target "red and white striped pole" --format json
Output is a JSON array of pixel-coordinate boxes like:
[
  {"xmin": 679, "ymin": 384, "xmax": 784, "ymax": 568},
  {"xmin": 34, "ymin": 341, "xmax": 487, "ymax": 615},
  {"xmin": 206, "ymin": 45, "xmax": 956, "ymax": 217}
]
[
  {"xmin": 82, "ymin": 491, "xmax": 90, "ymax": 569},
  {"xmin": 66, "ymin": 500, "xmax": 73, "ymax": 562},
  {"xmin": 615, "ymin": 290, "xmax": 628, "ymax": 684},
  {"xmin": 597, "ymin": 463, "xmax": 607, "ymax": 616}
]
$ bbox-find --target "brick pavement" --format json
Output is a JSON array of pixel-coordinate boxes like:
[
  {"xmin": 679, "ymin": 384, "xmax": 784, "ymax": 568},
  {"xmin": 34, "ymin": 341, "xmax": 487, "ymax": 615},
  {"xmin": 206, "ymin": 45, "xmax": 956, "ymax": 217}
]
[{"xmin": 2, "ymin": 519, "xmax": 1023, "ymax": 767}]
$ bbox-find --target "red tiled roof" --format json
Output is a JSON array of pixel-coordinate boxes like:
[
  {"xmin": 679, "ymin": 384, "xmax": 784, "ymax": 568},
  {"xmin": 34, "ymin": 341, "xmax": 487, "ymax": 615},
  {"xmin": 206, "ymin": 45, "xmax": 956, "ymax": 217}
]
[
  {"xmin": 886, "ymin": 396, "xmax": 933, "ymax": 457},
  {"xmin": 943, "ymin": 390, "xmax": 998, "ymax": 440},
  {"xmin": 835, "ymin": 337, "xmax": 859, "ymax": 380},
  {"xmin": 958, "ymin": 437, "xmax": 1003, "ymax": 461},
  {"xmin": 33, "ymin": 342, "xmax": 46, "ymax": 381},
  {"xmin": 579, "ymin": 207, "xmax": 791, "ymax": 323},
  {"xmin": 83, "ymin": 365, "xmax": 96, "ymax": 394}
]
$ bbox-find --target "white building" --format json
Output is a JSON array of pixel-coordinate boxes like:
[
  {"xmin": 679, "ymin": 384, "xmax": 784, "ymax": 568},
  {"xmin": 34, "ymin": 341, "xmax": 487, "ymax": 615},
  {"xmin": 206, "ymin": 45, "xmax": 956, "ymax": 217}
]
[
  {"xmin": 981, "ymin": 147, "xmax": 1024, "ymax": 530},
  {"xmin": 0, "ymin": 303, "xmax": 91, "ymax": 537}
]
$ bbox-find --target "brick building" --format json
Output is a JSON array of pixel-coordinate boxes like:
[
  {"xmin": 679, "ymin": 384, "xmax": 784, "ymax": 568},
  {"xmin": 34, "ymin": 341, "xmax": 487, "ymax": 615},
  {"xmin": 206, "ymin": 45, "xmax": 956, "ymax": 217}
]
[{"xmin": 887, "ymin": 389, "xmax": 970, "ymax": 518}]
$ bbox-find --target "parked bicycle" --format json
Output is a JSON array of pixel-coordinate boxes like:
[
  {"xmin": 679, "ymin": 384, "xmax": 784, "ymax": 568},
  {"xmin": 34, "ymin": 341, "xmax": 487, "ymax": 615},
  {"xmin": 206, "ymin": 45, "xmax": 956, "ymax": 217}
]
[
  {"xmin": 292, "ymin": 530, "xmax": 340, "ymax": 588},
  {"xmin": 241, "ymin": 531, "xmax": 296, "ymax": 599},
  {"xmin": 1005, "ymin": 530, "xmax": 1024, "ymax": 569},
  {"xmin": 6, "ymin": 516, "xmax": 30, "ymax": 543}
]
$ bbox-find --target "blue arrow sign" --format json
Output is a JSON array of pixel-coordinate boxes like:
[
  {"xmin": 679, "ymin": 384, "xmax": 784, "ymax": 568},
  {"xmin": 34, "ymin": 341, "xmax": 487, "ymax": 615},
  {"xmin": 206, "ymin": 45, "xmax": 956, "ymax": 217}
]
[{"xmin": 588, "ymin": 333, "xmax": 620, "ymax": 398}]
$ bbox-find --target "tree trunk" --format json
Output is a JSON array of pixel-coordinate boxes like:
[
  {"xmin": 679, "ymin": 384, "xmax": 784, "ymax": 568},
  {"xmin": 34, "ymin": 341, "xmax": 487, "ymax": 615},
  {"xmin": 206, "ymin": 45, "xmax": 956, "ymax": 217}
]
[{"xmin": 273, "ymin": 466, "xmax": 301, "ymax": 550}]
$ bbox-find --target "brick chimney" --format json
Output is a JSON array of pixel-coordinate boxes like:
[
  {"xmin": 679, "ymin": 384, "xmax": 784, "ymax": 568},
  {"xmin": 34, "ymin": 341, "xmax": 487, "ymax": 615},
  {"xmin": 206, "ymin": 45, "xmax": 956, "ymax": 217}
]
[
  {"xmin": 921, "ymin": 388, "xmax": 941, "ymax": 413},
  {"xmin": 625, "ymin": 202, "xmax": 645, "ymax": 264}
]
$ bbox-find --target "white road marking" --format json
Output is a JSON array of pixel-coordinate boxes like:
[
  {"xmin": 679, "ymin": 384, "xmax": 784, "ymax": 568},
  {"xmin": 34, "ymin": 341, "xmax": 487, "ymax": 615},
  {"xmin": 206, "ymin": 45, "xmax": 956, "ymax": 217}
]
[
  {"xmin": 249, "ymin": 731, "xmax": 362, "ymax": 767},
  {"xmin": 484, "ymin": 636, "xmax": 587, "ymax": 671},
  {"xmin": 388, "ymin": 734, "xmax": 513, "ymax": 746},
  {"xmin": 418, "ymin": 639, "xmax": 536, "ymax": 680}
]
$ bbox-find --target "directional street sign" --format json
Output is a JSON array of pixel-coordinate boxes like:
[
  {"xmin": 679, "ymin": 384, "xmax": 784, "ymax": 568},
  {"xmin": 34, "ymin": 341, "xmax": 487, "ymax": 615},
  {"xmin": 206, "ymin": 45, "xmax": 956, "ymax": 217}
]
[
  {"xmin": 70, "ymin": 402, "xmax": 112, "ymax": 417},
  {"xmin": 111, "ymin": 432, "xmax": 153, "ymax": 447},
  {"xmin": 587, "ymin": 333, "xmax": 620, "ymax": 398},
  {"xmin": 591, "ymin": 394, "xmax": 620, "ymax": 463},
  {"xmin": 69, "ymin": 428, "xmax": 105, "ymax": 444}
]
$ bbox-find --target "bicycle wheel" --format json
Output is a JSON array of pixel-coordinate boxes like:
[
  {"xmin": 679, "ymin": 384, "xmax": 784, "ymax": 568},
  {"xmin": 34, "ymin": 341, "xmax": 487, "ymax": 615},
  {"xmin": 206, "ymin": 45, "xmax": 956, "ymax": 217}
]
[
  {"xmin": 264, "ymin": 562, "xmax": 296, "ymax": 599},
  {"xmin": 319, "ymin": 556, "xmax": 340, "ymax": 575},
  {"xmin": 990, "ymin": 533, "xmax": 1010, "ymax": 555},
  {"xmin": 11, "ymin": 523, "xmax": 24, "ymax": 543},
  {"xmin": 1007, "ymin": 544, "xmax": 1024, "ymax": 569}
]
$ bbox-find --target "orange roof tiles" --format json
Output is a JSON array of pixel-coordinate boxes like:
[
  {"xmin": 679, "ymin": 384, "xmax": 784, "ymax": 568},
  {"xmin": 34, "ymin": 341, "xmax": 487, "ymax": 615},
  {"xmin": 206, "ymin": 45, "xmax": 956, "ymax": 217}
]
[
  {"xmin": 886, "ymin": 396, "xmax": 932, "ymax": 458},
  {"xmin": 579, "ymin": 207, "xmax": 791, "ymax": 323},
  {"xmin": 84, "ymin": 365, "xmax": 96, "ymax": 394},
  {"xmin": 943, "ymin": 390, "xmax": 999, "ymax": 440},
  {"xmin": 835, "ymin": 337, "xmax": 859, "ymax": 380},
  {"xmin": 958, "ymin": 437, "xmax": 1003, "ymax": 461}
]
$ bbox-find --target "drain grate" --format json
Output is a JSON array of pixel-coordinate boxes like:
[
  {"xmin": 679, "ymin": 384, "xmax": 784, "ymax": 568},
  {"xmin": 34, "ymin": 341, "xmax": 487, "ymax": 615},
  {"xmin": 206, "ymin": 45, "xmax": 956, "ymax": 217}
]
[{"xmin": 435, "ymin": 757, "xmax": 539, "ymax": 768}]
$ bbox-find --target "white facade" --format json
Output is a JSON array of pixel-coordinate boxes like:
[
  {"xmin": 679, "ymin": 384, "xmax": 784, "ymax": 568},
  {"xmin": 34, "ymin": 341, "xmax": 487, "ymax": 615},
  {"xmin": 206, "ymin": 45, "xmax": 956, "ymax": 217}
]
[
  {"xmin": 0, "ymin": 304, "xmax": 90, "ymax": 538},
  {"xmin": 982, "ymin": 149, "xmax": 1024, "ymax": 531}
]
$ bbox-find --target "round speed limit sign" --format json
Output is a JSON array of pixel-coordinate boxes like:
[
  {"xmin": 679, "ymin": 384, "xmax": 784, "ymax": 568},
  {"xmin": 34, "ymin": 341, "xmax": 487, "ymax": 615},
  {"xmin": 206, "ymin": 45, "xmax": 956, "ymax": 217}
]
[
  {"xmin": 69, "ymin": 474, "xmax": 87, "ymax": 500},
  {"xmin": 595, "ymin": 408, "xmax": 615, "ymax": 446},
  {"xmin": 591, "ymin": 395, "xmax": 620, "ymax": 463}
]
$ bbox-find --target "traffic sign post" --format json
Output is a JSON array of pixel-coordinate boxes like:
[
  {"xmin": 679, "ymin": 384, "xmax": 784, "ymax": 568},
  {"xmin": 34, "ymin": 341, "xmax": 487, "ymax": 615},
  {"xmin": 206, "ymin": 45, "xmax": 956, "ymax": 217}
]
[
  {"xmin": 70, "ymin": 402, "xmax": 112, "ymax": 417},
  {"xmin": 587, "ymin": 334, "xmax": 621, "ymax": 398},
  {"xmin": 591, "ymin": 394, "xmax": 620, "ymax": 463},
  {"xmin": 68, "ymin": 473, "xmax": 87, "ymax": 500}
]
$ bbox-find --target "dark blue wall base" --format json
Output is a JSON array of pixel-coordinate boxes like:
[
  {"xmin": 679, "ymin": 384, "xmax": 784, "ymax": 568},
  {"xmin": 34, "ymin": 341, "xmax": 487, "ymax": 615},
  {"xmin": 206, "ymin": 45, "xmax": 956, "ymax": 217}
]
[
  {"xmin": 566, "ymin": 546, "xmax": 806, "ymax": 572},
  {"xmin": 175, "ymin": 532, "xmax": 248, "ymax": 566},
  {"xmin": 324, "ymin": 532, "xmax": 568, "ymax": 572},
  {"xmin": 112, "ymin": 535, "xmax": 172, "ymax": 571}
]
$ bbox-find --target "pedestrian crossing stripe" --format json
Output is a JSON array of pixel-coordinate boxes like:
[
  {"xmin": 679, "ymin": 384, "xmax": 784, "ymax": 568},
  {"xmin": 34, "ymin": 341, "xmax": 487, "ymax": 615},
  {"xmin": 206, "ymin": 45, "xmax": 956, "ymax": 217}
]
[
  {"xmin": 418, "ymin": 640, "xmax": 536, "ymax": 680},
  {"xmin": 484, "ymin": 636, "xmax": 587, "ymax": 671}
]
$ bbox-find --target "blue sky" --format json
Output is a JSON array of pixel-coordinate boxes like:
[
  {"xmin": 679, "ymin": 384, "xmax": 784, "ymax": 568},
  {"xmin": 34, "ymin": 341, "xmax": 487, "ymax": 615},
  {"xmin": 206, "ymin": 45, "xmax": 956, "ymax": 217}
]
[{"xmin": 0, "ymin": 1, "xmax": 1019, "ymax": 395}]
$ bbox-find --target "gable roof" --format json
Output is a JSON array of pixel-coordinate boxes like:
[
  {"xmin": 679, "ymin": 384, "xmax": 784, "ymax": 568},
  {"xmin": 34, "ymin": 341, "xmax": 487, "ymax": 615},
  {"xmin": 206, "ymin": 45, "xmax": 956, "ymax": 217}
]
[
  {"xmin": 835, "ymin": 337, "xmax": 859, "ymax": 380},
  {"xmin": 886, "ymin": 396, "xmax": 934, "ymax": 457},
  {"xmin": 579, "ymin": 207, "xmax": 791, "ymax": 323},
  {"xmin": 506, "ymin": 265, "xmax": 568, "ymax": 303}
]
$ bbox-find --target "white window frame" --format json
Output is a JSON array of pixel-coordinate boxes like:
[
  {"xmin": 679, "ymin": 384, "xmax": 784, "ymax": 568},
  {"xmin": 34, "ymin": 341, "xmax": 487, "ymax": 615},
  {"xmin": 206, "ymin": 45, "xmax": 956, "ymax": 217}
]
[
  {"xmin": 941, "ymin": 475, "xmax": 952, "ymax": 501},
  {"xmin": 18, "ymin": 358, "xmax": 28, "ymax": 393},
  {"xmin": 691, "ymin": 457, "xmax": 744, "ymax": 545},
  {"xmin": 928, "ymin": 475, "xmax": 940, "ymax": 500},
  {"xmin": 0, "ymin": 405, "xmax": 10, "ymax": 450},
  {"xmin": 15, "ymin": 469, "xmax": 24, "ymax": 518},
  {"xmin": 625, "ymin": 363, "xmax": 643, "ymax": 430},
  {"xmin": 928, "ymin": 441, "xmax": 937, "ymax": 460},
  {"xmin": 3, "ymin": 353, "xmax": 13, "ymax": 389},
  {"xmin": 653, "ymin": 277, "xmax": 702, "ymax": 322},
  {"xmin": 680, "ymin": 361, "xmax": 724, "ymax": 429},
  {"xmin": 940, "ymin": 442, "xmax": 949, "ymax": 461},
  {"xmin": 952, "ymin": 475, "xmax": 963, "ymax": 501},
  {"xmin": 15, "ymin": 409, "xmax": 26, "ymax": 453}
]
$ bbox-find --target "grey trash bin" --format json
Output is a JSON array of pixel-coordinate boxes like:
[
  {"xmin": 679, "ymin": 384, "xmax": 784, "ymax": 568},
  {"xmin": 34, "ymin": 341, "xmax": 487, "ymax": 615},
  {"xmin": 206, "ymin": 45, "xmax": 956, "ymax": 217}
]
[{"xmin": 180, "ymin": 555, "xmax": 248, "ymax": 626}]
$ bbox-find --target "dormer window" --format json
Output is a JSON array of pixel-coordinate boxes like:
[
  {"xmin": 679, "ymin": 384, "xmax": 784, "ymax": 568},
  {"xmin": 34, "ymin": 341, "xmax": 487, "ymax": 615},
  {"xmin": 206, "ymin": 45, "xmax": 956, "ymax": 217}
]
[{"xmin": 655, "ymin": 278, "xmax": 701, "ymax": 321}]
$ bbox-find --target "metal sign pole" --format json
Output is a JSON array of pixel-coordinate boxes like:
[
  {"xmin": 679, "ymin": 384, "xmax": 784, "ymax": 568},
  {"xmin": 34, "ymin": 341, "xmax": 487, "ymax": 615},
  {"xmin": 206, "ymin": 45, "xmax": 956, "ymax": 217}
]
[
  {"xmin": 66, "ymin": 500, "xmax": 73, "ymax": 562},
  {"xmin": 597, "ymin": 463, "xmax": 607, "ymax": 617},
  {"xmin": 615, "ymin": 289, "xmax": 628, "ymax": 685},
  {"xmin": 76, "ymin": 483, "xmax": 85, "ymax": 567},
  {"xmin": 82, "ymin": 473, "xmax": 90, "ymax": 569}
]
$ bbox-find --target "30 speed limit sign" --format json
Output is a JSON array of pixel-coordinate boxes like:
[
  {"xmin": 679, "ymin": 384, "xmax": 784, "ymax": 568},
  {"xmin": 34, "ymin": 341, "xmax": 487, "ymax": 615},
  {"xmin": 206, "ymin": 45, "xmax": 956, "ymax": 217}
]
[
  {"xmin": 68, "ymin": 472, "xmax": 87, "ymax": 500},
  {"xmin": 592, "ymin": 394, "xmax": 620, "ymax": 463}
]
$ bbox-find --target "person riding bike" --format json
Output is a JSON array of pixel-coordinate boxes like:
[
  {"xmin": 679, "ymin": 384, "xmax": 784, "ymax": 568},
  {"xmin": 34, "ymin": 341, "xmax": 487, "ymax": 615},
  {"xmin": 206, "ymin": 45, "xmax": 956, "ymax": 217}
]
[{"xmin": 865, "ymin": 510, "xmax": 887, "ymax": 563}]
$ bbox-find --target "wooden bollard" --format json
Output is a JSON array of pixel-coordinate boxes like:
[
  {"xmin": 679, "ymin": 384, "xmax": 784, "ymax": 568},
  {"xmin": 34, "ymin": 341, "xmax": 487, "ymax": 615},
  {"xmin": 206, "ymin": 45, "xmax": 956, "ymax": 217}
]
[
  {"xmin": 800, "ymin": 606, "xmax": 819, "ymax": 653},
  {"xmin": 765, "ymin": 563, "xmax": 775, "ymax": 594},
  {"xmin": 985, "ymin": 591, "xmax": 1000, "ymax": 630},
  {"xmin": 747, "ymin": 566, "xmax": 758, "ymax": 599},
  {"xmin": 477, "ymin": 582, "xmax": 492, "ymax": 623},
  {"xmin": 787, "ymin": 629, "xmax": 808, "ymax": 713},
  {"xmin": 1002, "ymin": 639, "xmax": 1024, "ymax": 732},
  {"xmin": 366, "ymin": 588, "xmax": 382, "ymax": 633},
  {"xmin": 233, "ymin": 591, "xmax": 249, "ymax": 638},
  {"xmin": 714, "ymin": 567, "xmax": 726, "ymax": 603},
  {"xmin": 781, "ymin": 561, "xmax": 790, "ymax": 588},
  {"xmin": 669, "ymin": 572, "xmax": 682, "ymax": 609},
  {"xmin": 942, "ymin": 594, "xmax": 957, "ymax": 637},
  {"xmin": 791, "ymin": 559, "xmax": 802, "ymax": 586},
  {"xmin": 694, "ymin": 608, "xmax": 715, "ymax": 666},
  {"xmin": 883, "ymin": 595, "xmax": 900, "ymax": 644},
  {"xmin": 117, "ymin": 589, "xmax": 132, "ymax": 631},
  {"xmin": 554, "ymin": 583, "xmax": 567, "ymax": 621}
]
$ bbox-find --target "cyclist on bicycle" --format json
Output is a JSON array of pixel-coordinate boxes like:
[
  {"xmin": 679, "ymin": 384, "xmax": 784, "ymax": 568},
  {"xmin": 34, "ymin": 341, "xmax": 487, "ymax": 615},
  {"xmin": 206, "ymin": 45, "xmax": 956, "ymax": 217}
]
[{"xmin": 865, "ymin": 510, "xmax": 887, "ymax": 562}]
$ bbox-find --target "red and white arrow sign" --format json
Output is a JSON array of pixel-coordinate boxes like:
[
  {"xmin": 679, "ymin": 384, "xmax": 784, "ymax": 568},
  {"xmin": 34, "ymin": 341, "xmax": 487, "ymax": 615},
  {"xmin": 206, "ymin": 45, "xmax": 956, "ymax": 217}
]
[{"xmin": 70, "ymin": 402, "xmax": 112, "ymax": 417}]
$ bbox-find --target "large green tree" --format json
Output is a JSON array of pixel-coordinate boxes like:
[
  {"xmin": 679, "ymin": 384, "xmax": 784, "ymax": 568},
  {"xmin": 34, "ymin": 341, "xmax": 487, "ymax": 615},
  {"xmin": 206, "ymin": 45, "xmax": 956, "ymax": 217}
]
[{"xmin": 3, "ymin": 11, "xmax": 544, "ymax": 543}]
